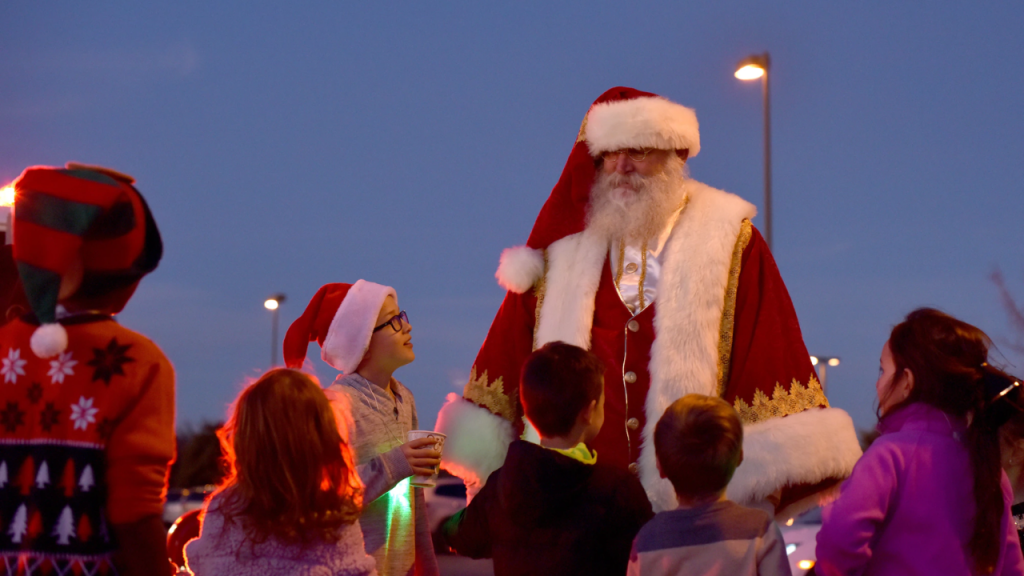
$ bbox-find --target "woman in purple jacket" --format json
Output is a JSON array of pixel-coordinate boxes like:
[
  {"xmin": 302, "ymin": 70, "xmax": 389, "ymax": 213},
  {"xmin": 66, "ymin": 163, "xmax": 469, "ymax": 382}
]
[{"xmin": 816, "ymin": 308, "xmax": 1024, "ymax": 576}]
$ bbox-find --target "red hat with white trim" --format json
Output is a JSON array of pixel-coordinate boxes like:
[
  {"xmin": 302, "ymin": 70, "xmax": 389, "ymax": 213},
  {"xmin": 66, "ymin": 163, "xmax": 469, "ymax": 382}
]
[
  {"xmin": 11, "ymin": 162, "xmax": 162, "ymax": 358},
  {"xmin": 282, "ymin": 281, "xmax": 396, "ymax": 374},
  {"xmin": 494, "ymin": 87, "xmax": 699, "ymax": 294},
  {"xmin": 525, "ymin": 86, "xmax": 699, "ymax": 251}
]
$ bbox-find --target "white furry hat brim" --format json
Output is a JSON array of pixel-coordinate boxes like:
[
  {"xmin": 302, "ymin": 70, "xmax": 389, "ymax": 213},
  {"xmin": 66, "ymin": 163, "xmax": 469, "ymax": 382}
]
[
  {"xmin": 585, "ymin": 96, "xmax": 700, "ymax": 157},
  {"xmin": 321, "ymin": 280, "xmax": 397, "ymax": 374}
]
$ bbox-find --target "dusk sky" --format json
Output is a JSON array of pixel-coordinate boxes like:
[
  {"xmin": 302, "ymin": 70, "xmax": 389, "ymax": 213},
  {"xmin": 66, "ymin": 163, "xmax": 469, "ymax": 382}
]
[{"xmin": 3, "ymin": 2, "xmax": 1022, "ymax": 433}]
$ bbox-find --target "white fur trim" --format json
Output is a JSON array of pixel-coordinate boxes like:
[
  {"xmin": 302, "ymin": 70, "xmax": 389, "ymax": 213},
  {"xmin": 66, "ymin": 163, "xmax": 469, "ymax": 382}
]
[
  {"xmin": 638, "ymin": 182, "xmax": 756, "ymax": 509},
  {"xmin": 534, "ymin": 228, "xmax": 607, "ymax": 349},
  {"xmin": 641, "ymin": 409, "xmax": 861, "ymax": 514},
  {"xmin": 30, "ymin": 323, "xmax": 68, "ymax": 359},
  {"xmin": 495, "ymin": 246, "xmax": 544, "ymax": 294},
  {"xmin": 726, "ymin": 408, "xmax": 862, "ymax": 511},
  {"xmin": 435, "ymin": 393, "xmax": 515, "ymax": 500},
  {"xmin": 321, "ymin": 280, "xmax": 396, "ymax": 374},
  {"xmin": 586, "ymin": 96, "xmax": 701, "ymax": 157},
  {"xmin": 522, "ymin": 418, "xmax": 541, "ymax": 444},
  {"xmin": 535, "ymin": 180, "xmax": 757, "ymax": 510}
]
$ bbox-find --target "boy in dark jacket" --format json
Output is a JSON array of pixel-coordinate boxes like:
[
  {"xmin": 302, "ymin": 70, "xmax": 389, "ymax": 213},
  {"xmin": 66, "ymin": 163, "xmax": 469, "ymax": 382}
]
[{"xmin": 441, "ymin": 341, "xmax": 654, "ymax": 576}]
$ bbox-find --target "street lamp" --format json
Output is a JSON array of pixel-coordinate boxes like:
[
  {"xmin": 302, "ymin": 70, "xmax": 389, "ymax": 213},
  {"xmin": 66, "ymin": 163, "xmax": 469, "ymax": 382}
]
[
  {"xmin": 810, "ymin": 355, "xmax": 840, "ymax": 393},
  {"xmin": 264, "ymin": 293, "xmax": 286, "ymax": 367},
  {"xmin": 734, "ymin": 52, "xmax": 772, "ymax": 251},
  {"xmin": 0, "ymin": 184, "xmax": 14, "ymax": 245}
]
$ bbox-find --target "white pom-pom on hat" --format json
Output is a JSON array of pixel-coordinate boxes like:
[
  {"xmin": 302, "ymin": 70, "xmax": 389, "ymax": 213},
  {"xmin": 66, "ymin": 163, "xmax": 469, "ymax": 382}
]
[
  {"xmin": 495, "ymin": 245, "xmax": 544, "ymax": 294},
  {"xmin": 30, "ymin": 323, "xmax": 68, "ymax": 359}
]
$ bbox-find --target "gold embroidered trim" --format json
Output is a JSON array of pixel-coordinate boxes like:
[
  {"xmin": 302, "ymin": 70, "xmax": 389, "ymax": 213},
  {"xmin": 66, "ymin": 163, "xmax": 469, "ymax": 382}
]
[
  {"xmin": 732, "ymin": 376, "xmax": 830, "ymax": 425},
  {"xmin": 464, "ymin": 366, "xmax": 517, "ymax": 423},
  {"xmin": 576, "ymin": 113, "xmax": 588, "ymax": 143},
  {"xmin": 638, "ymin": 239, "xmax": 648, "ymax": 311},
  {"xmin": 716, "ymin": 219, "xmax": 753, "ymax": 396},
  {"xmin": 532, "ymin": 250, "xmax": 548, "ymax": 351}
]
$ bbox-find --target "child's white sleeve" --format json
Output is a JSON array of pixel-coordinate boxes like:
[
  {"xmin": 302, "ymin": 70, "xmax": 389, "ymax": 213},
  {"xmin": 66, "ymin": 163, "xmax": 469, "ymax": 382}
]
[{"xmin": 757, "ymin": 522, "xmax": 793, "ymax": 576}]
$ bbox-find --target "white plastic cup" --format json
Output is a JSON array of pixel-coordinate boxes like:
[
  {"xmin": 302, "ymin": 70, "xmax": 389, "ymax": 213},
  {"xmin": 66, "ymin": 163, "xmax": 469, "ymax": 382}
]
[{"xmin": 407, "ymin": 430, "xmax": 446, "ymax": 488}]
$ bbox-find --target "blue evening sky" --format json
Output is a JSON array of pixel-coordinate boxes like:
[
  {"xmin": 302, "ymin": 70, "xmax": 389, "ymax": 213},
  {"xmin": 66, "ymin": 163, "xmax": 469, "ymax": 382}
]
[{"xmin": 3, "ymin": 2, "xmax": 1022, "ymax": 433}]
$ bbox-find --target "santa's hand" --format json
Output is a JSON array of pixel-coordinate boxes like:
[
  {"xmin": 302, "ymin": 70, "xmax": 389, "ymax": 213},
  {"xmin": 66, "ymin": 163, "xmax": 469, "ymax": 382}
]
[{"xmin": 401, "ymin": 437, "xmax": 441, "ymax": 477}]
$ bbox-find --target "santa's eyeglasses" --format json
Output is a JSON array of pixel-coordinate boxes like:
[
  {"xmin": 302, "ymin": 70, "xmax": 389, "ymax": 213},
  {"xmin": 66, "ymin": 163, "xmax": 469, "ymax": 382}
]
[
  {"xmin": 600, "ymin": 148, "xmax": 655, "ymax": 163},
  {"xmin": 373, "ymin": 311, "xmax": 410, "ymax": 333}
]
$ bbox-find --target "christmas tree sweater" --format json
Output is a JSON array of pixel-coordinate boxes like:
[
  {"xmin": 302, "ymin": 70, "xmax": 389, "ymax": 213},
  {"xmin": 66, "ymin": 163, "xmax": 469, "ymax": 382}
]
[{"xmin": 0, "ymin": 315, "xmax": 175, "ymax": 575}]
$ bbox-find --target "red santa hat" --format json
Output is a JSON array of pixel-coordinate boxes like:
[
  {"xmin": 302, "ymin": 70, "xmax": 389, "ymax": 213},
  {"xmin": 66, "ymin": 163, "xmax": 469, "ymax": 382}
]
[
  {"xmin": 282, "ymin": 280, "xmax": 397, "ymax": 374},
  {"xmin": 496, "ymin": 86, "xmax": 700, "ymax": 293},
  {"xmin": 11, "ymin": 163, "xmax": 163, "ymax": 358}
]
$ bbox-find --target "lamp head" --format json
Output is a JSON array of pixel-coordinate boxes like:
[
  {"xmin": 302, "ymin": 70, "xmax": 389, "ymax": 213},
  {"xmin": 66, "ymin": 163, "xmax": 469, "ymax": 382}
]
[
  {"xmin": 734, "ymin": 53, "xmax": 770, "ymax": 80},
  {"xmin": 264, "ymin": 293, "xmax": 286, "ymax": 310},
  {"xmin": 0, "ymin": 185, "xmax": 14, "ymax": 207}
]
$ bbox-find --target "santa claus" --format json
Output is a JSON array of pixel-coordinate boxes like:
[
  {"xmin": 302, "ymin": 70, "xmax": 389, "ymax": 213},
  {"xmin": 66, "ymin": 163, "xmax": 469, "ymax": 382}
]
[{"xmin": 436, "ymin": 87, "xmax": 861, "ymax": 515}]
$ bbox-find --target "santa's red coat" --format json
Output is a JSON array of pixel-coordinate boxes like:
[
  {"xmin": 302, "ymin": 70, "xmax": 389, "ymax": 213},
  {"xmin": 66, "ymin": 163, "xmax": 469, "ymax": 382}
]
[{"xmin": 437, "ymin": 182, "xmax": 861, "ymax": 515}]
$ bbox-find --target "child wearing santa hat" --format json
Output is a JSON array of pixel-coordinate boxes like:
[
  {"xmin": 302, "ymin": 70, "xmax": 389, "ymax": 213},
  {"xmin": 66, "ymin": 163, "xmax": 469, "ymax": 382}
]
[
  {"xmin": 0, "ymin": 163, "xmax": 174, "ymax": 575},
  {"xmin": 283, "ymin": 282, "xmax": 440, "ymax": 576}
]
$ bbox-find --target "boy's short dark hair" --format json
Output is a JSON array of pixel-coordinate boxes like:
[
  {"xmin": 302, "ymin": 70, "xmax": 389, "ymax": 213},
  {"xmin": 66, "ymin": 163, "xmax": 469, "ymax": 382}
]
[
  {"xmin": 520, "ymin": 342, "xmax": 605, "ymax": 438},
  {"xmin": 655, "ymin": 394, "xmax": 743, "ymax": 499}
]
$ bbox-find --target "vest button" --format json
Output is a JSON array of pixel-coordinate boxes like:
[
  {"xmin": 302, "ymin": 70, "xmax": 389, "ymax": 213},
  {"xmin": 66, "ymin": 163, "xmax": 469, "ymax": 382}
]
[
  {"xmin": 626, "ymin": 417, "xmax": 639, "ymax": 430},
  {"xmin": 625, "ymin": 262, "xmax": 638, "ymax": 274},
  {"xmin": 628, "ymin": 462, "xmax": 639, "ymax": 474},
  {"xmin": 627, "ymin": 320, "xmax": 640, "ymax": 332},
  {"xmin": 624, "ymin": 371, "xmax": 637, "ymax": 384}
]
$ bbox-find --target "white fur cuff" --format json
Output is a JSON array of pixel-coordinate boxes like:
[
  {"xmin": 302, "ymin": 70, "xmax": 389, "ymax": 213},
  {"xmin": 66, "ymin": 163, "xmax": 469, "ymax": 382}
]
[
  {"xmin": 495, "ymin": 246, "xmax": 544, "ymax": 294},
  {"xmin": 726, "ymin": 407, "xmax": 862, "ymax": 510},
  {"xmin": 435, "ymin": 393, "xmax": 515, "ymax": 499}
]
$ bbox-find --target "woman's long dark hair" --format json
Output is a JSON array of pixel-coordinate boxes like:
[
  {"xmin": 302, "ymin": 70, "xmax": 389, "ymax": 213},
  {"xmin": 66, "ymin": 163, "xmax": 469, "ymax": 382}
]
[
  {"xmin": 214, "ymin": 369, "xmax": 363, "ymax": 546},
  {"xmin": 883, "ymin": 308, "xmax": 1003, "ymax": 573}
]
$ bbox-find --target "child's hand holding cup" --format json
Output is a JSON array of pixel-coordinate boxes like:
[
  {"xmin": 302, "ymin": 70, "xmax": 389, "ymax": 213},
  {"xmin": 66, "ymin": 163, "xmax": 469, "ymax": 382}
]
[{"xmin": 403, "ymin": 430, "xmax": 445, "ymax": 487}]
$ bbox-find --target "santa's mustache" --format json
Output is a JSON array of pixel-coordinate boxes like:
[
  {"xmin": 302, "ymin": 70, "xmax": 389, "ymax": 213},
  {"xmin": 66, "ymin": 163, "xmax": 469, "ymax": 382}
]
[{"xmin": 595, "ymin": 173, "xmax": 648, "ymax": 207}]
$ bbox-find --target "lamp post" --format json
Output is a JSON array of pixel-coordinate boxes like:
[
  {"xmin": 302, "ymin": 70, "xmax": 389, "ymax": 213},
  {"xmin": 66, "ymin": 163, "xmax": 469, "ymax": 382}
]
[
  {"xmin": 734, "ymin": 52, "xmax": 772, "ymax": 251},
  {"xmin": 264, "ymin": 293, "xmax": 286, "ymax": 367},
  {"xmin": 810, "ymin": 355, "xmax": 840, "ymax": 393}
]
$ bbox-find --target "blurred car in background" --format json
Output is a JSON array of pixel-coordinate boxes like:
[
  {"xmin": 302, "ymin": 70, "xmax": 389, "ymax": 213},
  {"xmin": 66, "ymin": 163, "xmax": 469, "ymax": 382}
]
[
  {"xmin": 163, "ymin": 485, "xmax": 215, "ymax": 527},
  {"xmin": 779, "ymin": 506, "xmax": 822, "ymax": 575}
]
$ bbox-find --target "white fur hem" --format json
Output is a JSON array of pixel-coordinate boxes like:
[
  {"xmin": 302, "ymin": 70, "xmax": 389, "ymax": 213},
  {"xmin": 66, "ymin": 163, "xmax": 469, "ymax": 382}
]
[
  {"xmin": 586, "ymin": 96, "xmax": 700, "ymax": 157},
  {"xmin": 726, "ymin": 407, "xmax": 862, "ymax": 507},
  {"xmin": 321, "ymin": 280, "xmax": 396, "ymax": 374},
  {"xmin": 435, "ymin": 393, "xmax": 515, "ymax": 499},
  {"xmin": 495, "ymin": 245, "xmax": 544, "ymax": 294}
]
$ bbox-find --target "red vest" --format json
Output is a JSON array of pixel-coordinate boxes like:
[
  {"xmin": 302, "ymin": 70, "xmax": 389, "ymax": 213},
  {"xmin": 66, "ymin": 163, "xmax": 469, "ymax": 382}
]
[{"xmin": 590, "ymin": 258, "xmax": 655, "ymax": 472}]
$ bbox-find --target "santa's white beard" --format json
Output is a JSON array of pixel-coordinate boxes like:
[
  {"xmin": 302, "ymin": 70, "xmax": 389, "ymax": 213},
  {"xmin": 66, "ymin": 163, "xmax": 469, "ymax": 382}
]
[{"xmin": 586, "ymin": 156, "xmax": 689, "ymax": 243}]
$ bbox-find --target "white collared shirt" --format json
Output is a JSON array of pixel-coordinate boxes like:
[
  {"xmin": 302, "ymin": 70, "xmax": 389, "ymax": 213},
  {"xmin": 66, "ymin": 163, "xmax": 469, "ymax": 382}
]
[{"xmin": 609, "ymin": 206, "xmax": 684, "ymax": 315}]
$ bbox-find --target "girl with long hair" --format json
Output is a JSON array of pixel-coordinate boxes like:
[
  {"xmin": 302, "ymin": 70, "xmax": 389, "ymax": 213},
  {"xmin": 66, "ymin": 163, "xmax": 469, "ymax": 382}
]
[
  {"xmin": 815, "ymin": 308, "xmax": 1024, "ymax": 575},
  {"xmin": 185, "ymin": 368, "xmax": 377, "ymax": 576},
  {"xmin": 997, "ymin": 372, "xmax": 1024, "ymax": 554}
]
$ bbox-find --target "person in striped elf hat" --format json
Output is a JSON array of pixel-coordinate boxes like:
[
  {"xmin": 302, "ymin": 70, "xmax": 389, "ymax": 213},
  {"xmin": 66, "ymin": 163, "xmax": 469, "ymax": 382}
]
[{"xmin": 0, "ymin": 163, "xmax": 175, "ymax": 576}]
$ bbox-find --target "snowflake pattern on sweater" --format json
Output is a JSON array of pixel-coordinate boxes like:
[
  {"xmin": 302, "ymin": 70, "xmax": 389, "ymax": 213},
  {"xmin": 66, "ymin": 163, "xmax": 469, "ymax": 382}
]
[{"xmin": 0, "ymin": 316, "xmax": 175, "ymax": 574}]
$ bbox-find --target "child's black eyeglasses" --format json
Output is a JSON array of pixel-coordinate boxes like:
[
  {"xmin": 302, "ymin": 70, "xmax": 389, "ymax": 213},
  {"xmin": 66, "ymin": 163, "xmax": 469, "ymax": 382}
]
[{"xmin": 373, "ymin": 311, "xmax": 409, "ymax": 333}]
